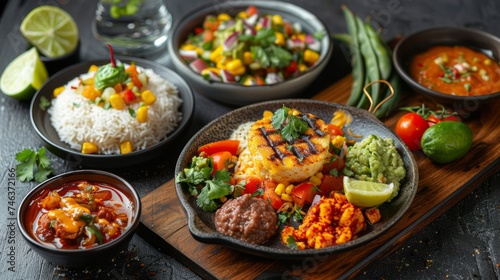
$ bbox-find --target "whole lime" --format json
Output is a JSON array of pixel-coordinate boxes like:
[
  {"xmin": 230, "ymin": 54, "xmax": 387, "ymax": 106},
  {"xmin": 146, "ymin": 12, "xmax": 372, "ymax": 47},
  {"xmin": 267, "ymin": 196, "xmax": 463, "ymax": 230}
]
[{"xmin": 421, "ymin": 121, "xmax": 473, "ymax": 163}]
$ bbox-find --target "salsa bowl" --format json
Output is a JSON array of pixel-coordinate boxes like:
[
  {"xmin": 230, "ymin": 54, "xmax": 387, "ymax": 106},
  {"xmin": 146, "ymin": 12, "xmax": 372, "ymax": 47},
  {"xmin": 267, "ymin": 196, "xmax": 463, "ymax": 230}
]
[
  {"xmin": 17, "ymin": 170, "xmax": 141, "ymax": 267},
  {"xmin": 168, "ymin": 1, "xmax": 332, "ymax": 106}
]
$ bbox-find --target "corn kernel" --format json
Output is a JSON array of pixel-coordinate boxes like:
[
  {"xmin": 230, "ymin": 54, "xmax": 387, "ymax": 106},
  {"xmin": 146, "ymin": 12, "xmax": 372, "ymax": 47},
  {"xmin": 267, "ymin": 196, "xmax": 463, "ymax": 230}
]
[
  {"xmin": 81, "ymin": 142, "xmax": 98, "ymax": 154},
  {"xmin": 53, "ymin": 86, "xmax": 65, "ymax": 97},
  {"xmin": 281, "ymin": 193, "xmax": 292, "ymax": 202},
  {"xmin": 298, "ymin": 63, "xmax": 308, "ymax": 72},
  {"xmin": 272, "ymin": 15, "xmax": 283, "ymax": 25},
  {"xmin": 285, "ymin": 184, "xmax": 294, "ymax": 194},
  {"xmin": 275, "ymin": 32, "xmax": 285, "ymax": 45},
  {"xmin": 243, "ymin": 51, "xmax": 253, "ymax": 64},
  {"xmin": 127, "ymin": 81, "xmax": 135, "ymax": 90},
  {"xmin": 141, "ymin": 90, "xmax": 156, "ymax": 105},
  {"xmin": 137, "ymin": 106, "xmax": 148, "ymax": 123},
  {"xmin": 304, "ymin": 49, "xmax": 320, "ymax": 64},
  {"xmin": 109, "ymin": 93, "xmax": 125, "ymax": 110},
  {"xmin": 220, "ymin": 196, "xmax": 228, "ymax": 203},
  {"xmin": 484, "ymin": 58, "xmax": 492, "ymax": 66},
  {"xmin": 331, "ymin": 135, "xmax": 347, "ymax": 149},
  {"xmin": 120, "ymin": 141, "xmax": 133, "ymax": 154},
  {"xmin": 263, "ymin": 110, "xmax": 273, "ymax": 118},
  {"xmin": 315, "ymin": 172, "xmax": 323, "ymax": 179},
  {"xmin": 309, "ymin": 176, "xmax": 322, "ymax": 186},
  {"xmin": 88, "ymin": 65, "xmax": 99, "ymax": 73},
  {"xmin": 275, "ymin": 183, "xmax": 286, "ymax": 195},
  {"xmin": 217, "ymin": 13, "xmax": 231, "ymax": 21},
  {"xmin": 237, "ymin": 11, "xmax": 247, "ymax": 19}
]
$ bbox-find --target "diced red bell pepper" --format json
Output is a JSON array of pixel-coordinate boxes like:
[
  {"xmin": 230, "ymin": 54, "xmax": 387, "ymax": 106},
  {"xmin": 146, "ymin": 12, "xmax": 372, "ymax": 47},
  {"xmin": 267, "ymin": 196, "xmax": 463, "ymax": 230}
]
[
  {"xmin": 122, "ymin": 89, "xmax": 136, "ymax": 103},
  {"xmin": 285, "ymin": 60, "xmax": 297, "ymax": 74},
  {"xmin": 242, "ymin": 177, "xmax": 262, "ymax": 196},
  {"xmin": 197, "ymin": 140, "xmax": 240, "ymax": 156},
  {"xmin": 291, "ymin": 182, "xmax": 316, "ymax": 206}
]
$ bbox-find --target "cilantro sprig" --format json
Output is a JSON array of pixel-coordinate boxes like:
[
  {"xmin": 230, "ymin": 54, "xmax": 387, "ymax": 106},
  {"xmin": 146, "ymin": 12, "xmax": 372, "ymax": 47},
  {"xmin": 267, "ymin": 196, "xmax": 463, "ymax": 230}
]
[
  {"xmin": 271, "ymin": 106, "xmax": 309, "ymax": 142},
  {"xmin": 15, "ymin": 147, "xmax": 53, "ymax": 182}
]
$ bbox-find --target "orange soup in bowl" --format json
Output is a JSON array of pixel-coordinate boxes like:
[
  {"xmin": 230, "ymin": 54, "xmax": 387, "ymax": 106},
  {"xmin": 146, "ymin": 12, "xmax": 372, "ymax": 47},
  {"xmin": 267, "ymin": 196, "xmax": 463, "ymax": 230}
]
[{"xmin": 410, "ymin": 45, "xmax": 500, "ymax": 96}]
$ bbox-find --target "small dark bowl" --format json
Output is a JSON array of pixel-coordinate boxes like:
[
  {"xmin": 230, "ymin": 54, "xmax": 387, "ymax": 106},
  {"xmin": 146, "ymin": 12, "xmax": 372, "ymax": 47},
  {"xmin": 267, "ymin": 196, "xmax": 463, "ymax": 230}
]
[
  {"xmin": 168, "ymin": 1, "xmax": 332, "ymax": 106},
  {"xmin": 17, "ymin": 170, "xmax": 141, "ymax": 267},
  {"xmin": 393, "ymin": 27, "xmax": 500, "ymax": 115}
]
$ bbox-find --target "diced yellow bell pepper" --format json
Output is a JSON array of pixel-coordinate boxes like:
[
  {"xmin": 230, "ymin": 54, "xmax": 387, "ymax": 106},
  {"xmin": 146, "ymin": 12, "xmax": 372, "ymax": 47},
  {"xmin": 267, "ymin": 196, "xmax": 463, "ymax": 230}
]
[
  {"xmin": 297, "ymin": 33, "xmax": 306, "ymax": 42},
  {"xmin": 88, "ymin": 65, "xmax": 99, "ymax": 73},
  {"xmin": 304, "ymin": 49, "xmax": 320, "ymax": 65},
  {"xmin": 141, "ymin": 90, "xmax": 156, "ymax": 105},
  {"xmin": 275, "ymin": 32, "xmax": 285, "ymax": 46},
  {"xmin": 137, "ymin": 106, "xmax": 148, "ymax": 123},
  {"xmin": 120, "ymin": 141, "xmax": 133, "ymax": 154},
  {"xmin": 180, "ymin": 44, "xmax": 197, "ymax": 51},
  {"xmin": 237, "ymin": 11, "xmax": 248, "ymax": 19},
  {"xmin": 243, "ymin": 51, "xmax": 253, "ymax": 65},
  {"xmin": 81, "ymin": 85, "xmax": 101, "ymax": 101},
  {"xmin": 195, "ymin": 47, "xmax": 203, "ymax": 56},
  {"xmin": 53, "ymin": 86, "xmax": 65, "ymax": 97},
  {"xmin": 263, "ymin": 110, "xmax": 273, "ymax": 118},
  {"xmin": 217, "ymin": 13, "xmax": 231, "ymax": 21},
  {"xmin": 298, "ymin": 63, "xmax": 308, "ymax": 72},
  {"xmin": 209, "ymin": 45, "xmax": 224, "ymax": 63},
  {"xmin": 272, "ymin": 15, "xmax": 283, "ymax": 25},
  {"xmin": 82, "ymin": 142, "xmax": 98, "ymax": 154},
  {"xmin": 109, "ymin": 93, "xmax": 125, "ymax": 110},
  {"xmin": 226, "ymin": 59, "xmax": 245, "ymax": 76}
]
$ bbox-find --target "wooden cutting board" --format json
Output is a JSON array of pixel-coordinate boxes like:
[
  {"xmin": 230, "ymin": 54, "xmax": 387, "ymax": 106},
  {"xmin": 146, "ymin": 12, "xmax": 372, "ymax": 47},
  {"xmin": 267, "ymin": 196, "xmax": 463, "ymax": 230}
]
[{"xmin": 139, "ymin": 75, "xmax": 500, "ymax": 279}]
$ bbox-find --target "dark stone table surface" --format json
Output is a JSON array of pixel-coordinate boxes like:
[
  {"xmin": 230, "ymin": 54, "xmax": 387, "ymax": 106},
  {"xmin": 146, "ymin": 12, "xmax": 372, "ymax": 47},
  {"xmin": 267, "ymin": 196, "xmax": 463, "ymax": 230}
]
[{"xmin": 0, "ymin": 0, "xmax": 498, "ymax": 279}]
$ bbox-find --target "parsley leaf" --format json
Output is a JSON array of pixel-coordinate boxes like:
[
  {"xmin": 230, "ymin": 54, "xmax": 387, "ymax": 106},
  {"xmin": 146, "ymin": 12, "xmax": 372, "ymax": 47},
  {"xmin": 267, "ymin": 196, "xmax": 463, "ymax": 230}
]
[
  {"xmin": 286, "ymin": 235, "xmax": 299, "ymax": 250},
  {"xmin": 271, "ymin": 106, "xmax": 309, "ymax": 142},
  {"xmin": 196, "ymin": 170, "xmax": 232, "ymax": 212},
  {"xmin": 15, "ymin": 147, "xmax": 54, "ymax": 182}
]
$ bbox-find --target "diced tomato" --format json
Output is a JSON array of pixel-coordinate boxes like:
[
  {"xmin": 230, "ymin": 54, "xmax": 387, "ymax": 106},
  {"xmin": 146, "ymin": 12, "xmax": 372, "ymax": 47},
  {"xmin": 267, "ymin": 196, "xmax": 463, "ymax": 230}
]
[
  {"xmin": 318, "ymin": 175, "xmax": 343, "ymax": 196},
  {"xmin": 122, "ymin": 89, "xmax": 136, "ymax": 103},
  {"xmin": 93, "ymin": 190, "xmax": 112, "ymax": 200},
  {"xmin": 261, "ymin": 179, "xmax": 278, "ymax": 190},
  {"xmin": 203, "ymin": 18, "xmax": 219, "ymax": 31},
  {"xmin": 285, "ymin": 60, "xmax": 297, "ymax": 74},
  {"xmin": 194, "ymin": 27, "xmax": 204, "ymax": 34},
  {"xmin": 246, "ymin": 5, "xmax": 258, "ymax": 16},
  {"xmin": 242, "ymin": 177, "xmax": 262, "ymax": 196},
  {"xmin": 327, "ymin": 124, "xmax": 344, "ymax": 137},
  {"xmin": 291, "ymin": 182, "xmax": 316, "ymax": 206},
  {"xmin": 197, "ymin": 140, "xmax": 240, "ymax": 156},
  {"xmin": 263, "ymin": 188, "xmax": 283, "ymax": 210},
  {"xmin": 211, "ymin": 151, "xmax": 233, "ymax": 174},
  {"xmin": 203, "ymin": 29, "xmax": 214, "ymax": 42},
  {"xmin": 255, "ymin": 75, "xmax": 266, "ymax": 85},
  {"xmin": 322, "ymin": 154, "xmax": 345, "ymax": 174},
  {"xmin": 131, "ymin": 75, "xmax": 143, "ymax": 88},
  {"xmin": 283, "ymin": 22, "xmax": 293, "ymax": 36},
  {"xmin": 113, "ymin": 83, "xmax": 123, "ymax": 93},
  {"xmin": 125, "ymin": 64, "xmax": 139, "ymax": 76}
]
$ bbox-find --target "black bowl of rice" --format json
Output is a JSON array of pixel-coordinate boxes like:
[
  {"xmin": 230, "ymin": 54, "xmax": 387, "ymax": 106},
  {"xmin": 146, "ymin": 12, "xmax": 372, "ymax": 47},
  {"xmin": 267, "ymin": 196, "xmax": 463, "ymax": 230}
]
[{"xmin": 30, "ymin": 58, "xmax": 194, "ymax": 168}]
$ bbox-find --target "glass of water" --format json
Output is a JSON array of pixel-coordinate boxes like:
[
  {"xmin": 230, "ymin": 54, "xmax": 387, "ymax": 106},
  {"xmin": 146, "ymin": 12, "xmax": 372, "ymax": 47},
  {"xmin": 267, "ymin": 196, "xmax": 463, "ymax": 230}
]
[{"xmin": 92, "ymin": 0, "xmax": 172, "ymax": 56}]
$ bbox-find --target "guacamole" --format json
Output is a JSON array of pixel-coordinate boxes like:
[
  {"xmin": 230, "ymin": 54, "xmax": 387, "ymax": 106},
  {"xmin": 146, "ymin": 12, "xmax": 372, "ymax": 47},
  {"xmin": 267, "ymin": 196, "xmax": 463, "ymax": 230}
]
[{"xmin": 342, "ymin": 134, "xmax": 406, "ymax": 200}]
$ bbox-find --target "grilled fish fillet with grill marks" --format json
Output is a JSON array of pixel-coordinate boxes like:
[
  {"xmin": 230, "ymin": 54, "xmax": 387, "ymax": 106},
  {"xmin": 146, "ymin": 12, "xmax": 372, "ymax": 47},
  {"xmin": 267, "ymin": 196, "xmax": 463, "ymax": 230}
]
[{"xmin": 247, "ymin": 111, "xmax": 330, "ymax": 183}]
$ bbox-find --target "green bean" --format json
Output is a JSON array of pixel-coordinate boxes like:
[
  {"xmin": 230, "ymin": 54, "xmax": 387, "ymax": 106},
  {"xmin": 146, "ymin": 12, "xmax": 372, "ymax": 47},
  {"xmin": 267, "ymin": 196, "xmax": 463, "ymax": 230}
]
[
  {"xmin": 331, "ymin": 33, "xmax": 352, "ymax": 45},
  {"xmin": 365, "ymin": 22, "xmax": 391, "ymax": 81},
  {"xmin": 341, "ymin": 6, "xmax": 365, "ymax": 106},
  {"xmin": 374, "ymin": 69, "xmax": 402, "ymax": 118},
  {"xmin": 355, "ymin": 16, "xmax": 380, "ymax": 109}
]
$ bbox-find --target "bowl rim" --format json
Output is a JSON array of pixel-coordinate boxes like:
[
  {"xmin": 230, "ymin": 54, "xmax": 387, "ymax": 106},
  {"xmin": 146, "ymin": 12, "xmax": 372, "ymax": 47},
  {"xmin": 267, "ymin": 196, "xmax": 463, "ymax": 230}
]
[
  {"xmin": 393, "ymin": 26, "xmax": 500, "ymax": 102},
  {"xmin": 17, "ymin": 169, "xmax": 142, "ymax": 254},
  {"xmin": 167, "ymin": 0, "xmax": 332, "ymax": 89}
]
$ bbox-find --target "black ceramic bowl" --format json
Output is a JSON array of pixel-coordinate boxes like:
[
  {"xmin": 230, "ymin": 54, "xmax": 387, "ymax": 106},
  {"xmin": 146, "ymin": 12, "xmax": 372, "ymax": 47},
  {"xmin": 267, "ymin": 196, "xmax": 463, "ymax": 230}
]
[
  {"xmin": 393, "ymin": 27, "xmax": 500, "ymax": 114},
  {"xmin": 30, "ymin": 58, "xmax": 194, "ymax": 168},
  {"xmin": 175, "ymin": 99, "xmax": 418, "ymax": 259},
  {"xmin": 168, "ymin": 1, "xmax": 332, "ymax": 106},
  {"xmin": 17, "ymin": 170, "xmax": 141, "ymax": 267}
]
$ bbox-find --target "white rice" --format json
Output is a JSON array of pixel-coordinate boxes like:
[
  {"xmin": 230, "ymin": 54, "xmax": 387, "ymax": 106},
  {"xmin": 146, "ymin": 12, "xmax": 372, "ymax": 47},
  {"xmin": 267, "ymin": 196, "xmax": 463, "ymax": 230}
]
[{"xmin": 48, "ymin": 66, "xmax": 183, "ymax": 154}]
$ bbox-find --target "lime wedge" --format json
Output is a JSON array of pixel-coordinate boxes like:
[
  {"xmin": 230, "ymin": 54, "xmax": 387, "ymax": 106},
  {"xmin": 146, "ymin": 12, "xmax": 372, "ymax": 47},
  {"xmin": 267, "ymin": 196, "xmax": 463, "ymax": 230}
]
[
  {"xmin": 20, "ymin": 5, "xmax": 79, "ymax": 58},
  {"xmin": 1, "ymin": 47, "xmax": 48, "ymax": 100},
  {"xmin": 343, "ymin": 176, "xmax": 394, "ymax": 207}
]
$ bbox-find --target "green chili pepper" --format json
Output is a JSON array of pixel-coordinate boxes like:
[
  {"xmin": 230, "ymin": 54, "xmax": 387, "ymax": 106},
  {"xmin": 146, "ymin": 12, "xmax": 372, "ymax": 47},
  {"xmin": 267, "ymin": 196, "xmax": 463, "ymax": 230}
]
[{"xmin": 85, "ymin": 225, "xmax": 103, "ymax": 244}]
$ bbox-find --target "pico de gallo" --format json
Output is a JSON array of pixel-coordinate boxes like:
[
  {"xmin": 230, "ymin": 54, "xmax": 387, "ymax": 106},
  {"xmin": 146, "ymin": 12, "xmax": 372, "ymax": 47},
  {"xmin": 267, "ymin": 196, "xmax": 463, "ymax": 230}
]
[{"xmin": 179, "ymin": 5, "xmax": 324, "ymax": 85}]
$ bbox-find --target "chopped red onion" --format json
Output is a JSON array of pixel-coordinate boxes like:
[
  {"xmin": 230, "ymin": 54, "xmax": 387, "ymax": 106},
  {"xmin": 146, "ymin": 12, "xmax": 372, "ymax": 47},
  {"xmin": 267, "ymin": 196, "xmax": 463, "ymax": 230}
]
[
  {"xmin": 223, "ymin": 31, "xmax": 239, "ymax": 51},
  {"xmin": 220, "ymin": 69, "xmax": 236, "ymax": 83},
  {"xmin": 189, "ymin": 58, "xmax": 207, "ymax": 73},
  {"xmin": 179, "ymin": 49, "xmax": 198, "ymax": 61}
]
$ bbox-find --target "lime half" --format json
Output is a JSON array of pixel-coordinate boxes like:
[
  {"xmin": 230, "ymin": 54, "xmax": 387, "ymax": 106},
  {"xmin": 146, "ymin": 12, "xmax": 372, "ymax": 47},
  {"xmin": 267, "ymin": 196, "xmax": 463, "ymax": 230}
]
[
  {"xmin": 1, "ymin": 47, "xmax": 48, "ymax": 100},
  {"xmin": 20, "ymin": 5, "xmax": 79, "ymax": 58},
  {"xmin": 343, "ymin": 176, "xmax": 394, "ymax": 208}
]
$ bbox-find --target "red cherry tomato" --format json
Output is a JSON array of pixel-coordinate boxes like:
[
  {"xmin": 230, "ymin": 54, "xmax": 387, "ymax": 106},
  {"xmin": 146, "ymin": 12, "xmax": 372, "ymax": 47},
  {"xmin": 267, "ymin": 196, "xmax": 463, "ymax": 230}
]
[
  {"xmin": 427, "ymin": 114, "xmax": 460, "ymax": 126},
  {"xmin": 395, "ymin": 113, "xmax": 429, "ymax": 150}
]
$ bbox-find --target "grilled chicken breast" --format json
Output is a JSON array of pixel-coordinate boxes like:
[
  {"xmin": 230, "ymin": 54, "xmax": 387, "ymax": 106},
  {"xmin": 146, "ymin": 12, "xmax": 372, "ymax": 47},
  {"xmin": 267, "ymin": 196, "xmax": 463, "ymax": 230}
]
[{"xmin": 247, "ymin": 110, "xmax": 330, "ymax": 183}]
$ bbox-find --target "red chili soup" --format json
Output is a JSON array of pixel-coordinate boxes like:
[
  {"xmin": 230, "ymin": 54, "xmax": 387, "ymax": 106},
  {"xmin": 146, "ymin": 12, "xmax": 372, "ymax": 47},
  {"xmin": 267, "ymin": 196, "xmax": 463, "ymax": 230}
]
[{"xmin": 410, "ymin": 45, "xmax": 500, "ymax": 96}]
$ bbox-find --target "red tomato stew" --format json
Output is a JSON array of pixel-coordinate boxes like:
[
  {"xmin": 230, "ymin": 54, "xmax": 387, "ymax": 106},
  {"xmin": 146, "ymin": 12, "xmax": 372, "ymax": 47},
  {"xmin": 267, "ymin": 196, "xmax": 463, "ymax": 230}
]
[
  {"xmin": 410, "ymin": 45, "xmax": 500, "ymax": 96},
  {"xmin": 26, "ymin": 180, "xmax": 135, "ymax": 249}
]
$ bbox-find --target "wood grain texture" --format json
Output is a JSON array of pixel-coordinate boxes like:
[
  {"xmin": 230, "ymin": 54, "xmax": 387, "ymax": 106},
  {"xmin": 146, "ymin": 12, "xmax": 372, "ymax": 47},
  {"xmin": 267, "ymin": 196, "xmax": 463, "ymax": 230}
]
[{"xmin": 140, "ymin": 75, "xmax": 500, "ymax": 279}]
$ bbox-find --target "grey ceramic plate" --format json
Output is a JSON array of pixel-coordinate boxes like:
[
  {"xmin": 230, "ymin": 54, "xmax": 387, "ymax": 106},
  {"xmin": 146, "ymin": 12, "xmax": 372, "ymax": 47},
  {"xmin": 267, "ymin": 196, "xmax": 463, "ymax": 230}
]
[
  {"xmin": 30, "ymin": 58, "xmax": 194, "ymax": 168},
  {"xmin": 175, "ymin": 99, "xmax": 418, "ymax": 260}
]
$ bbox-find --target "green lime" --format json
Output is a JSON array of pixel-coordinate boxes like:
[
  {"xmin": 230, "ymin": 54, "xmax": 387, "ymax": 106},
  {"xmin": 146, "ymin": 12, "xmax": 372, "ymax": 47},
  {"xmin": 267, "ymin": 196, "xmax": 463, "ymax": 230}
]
[
  {"xmin": 343, "ymin": 176, "xmax": 394, "ymax": 207},
  {"xmin": 0, "ymin": 47, "xmax": 48, "ymax": 100},
  {"xmin": 421, "ymin": 121, "xmax": 473, "ymax": 163},
  {"xmin": 20, "ymin": 6, "xmax": 79, "ymax": 58}
]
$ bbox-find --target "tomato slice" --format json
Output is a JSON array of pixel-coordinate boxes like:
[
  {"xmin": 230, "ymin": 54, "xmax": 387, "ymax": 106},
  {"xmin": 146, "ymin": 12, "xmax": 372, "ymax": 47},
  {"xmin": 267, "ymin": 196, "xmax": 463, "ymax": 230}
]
[
  {"xmin": 318, "ymin": 175, "xmax": 343, "ymax": 196},
  {"xmin": 327, "ymin": 124, "xmax": 344, "ymax": 137},
  {"xmin": 197, "ymin": 140, "xmax": 240, "ymax": 156},
  {"xmin": 263, "ymin": 188, "xmax": 283, "ymax": 210},
  {"xmin": 211, "ymin": 151, "xmax": 233, "ymax": 174},
  {"xmin": 291, "ymin": 182, "xmax": 316, "ymax": 206}
]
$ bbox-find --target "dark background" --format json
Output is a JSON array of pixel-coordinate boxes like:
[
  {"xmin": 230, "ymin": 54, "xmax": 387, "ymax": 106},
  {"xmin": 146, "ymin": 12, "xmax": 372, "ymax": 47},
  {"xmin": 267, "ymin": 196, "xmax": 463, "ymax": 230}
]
[{"xmin": 0, "ymin": 0, "xmax": 499, "ymax": 279}]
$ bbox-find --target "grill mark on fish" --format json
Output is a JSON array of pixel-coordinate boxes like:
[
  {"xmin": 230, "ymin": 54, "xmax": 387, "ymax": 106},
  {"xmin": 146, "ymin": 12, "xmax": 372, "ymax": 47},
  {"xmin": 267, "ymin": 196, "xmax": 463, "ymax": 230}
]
[{"xmin": 301, "ymin": 114, "xmax": 326, "ymax": 136}]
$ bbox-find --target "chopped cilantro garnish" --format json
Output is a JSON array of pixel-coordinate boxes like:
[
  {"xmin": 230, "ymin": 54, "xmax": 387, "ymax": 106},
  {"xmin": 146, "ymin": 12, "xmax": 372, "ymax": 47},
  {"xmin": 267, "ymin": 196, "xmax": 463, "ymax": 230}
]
[
  {"xmin": 271, "ymin": 106, "xmax": 309, "ymax": 142},
  {"xmin": 39, "ymin": 96, "xmax": 51, "ymax": 110},
  {"xmin": 15, "ymin": 147, "xmax": 53, "ymax": 182},
  {"xmin": 286, "ymin": 235, "xmax": 299, "ymax": 250}
]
